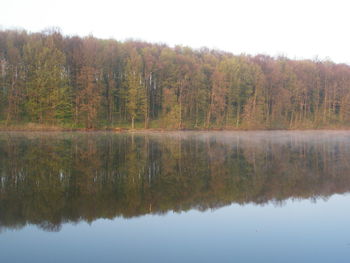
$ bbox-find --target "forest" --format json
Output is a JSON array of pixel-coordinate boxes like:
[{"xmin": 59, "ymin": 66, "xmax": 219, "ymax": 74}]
[{"xmin": 2, "ymin": 29, "xmax": 350, "ymax": 129}]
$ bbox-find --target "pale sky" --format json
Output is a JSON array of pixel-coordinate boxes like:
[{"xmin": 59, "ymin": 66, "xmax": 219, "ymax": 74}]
[{"xmin": 2, "ymin": 0, "xmax": 350, "ymax": 63}]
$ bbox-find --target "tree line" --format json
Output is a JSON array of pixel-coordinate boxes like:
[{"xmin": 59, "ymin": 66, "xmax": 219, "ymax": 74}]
[
  {"xmin": 2, "ymin": 29, "xmax": 350, "ymax": 129},
  {"xmin": 0, "ymin": 132, "xmax": 349, "ymax": 231}
]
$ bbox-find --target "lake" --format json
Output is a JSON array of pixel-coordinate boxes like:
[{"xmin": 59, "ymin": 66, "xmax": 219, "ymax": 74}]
[{"xmin": 1, "ymin": 131, "xmax": 350, "ymax": 262}]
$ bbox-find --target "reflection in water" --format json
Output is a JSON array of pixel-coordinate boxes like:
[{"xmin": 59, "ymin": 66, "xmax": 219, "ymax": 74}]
[{"xmin": 0, "ymin": 131, "xmax": 350, "ymax": 232}]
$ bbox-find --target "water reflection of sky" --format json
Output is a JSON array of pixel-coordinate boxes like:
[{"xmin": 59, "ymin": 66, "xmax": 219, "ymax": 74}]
[{"xmin": 2, "ymin": 194, "xmax": 350, "ymax": 263}]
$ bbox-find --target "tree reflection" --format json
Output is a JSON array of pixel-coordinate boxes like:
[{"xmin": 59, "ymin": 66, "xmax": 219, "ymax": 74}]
[{"xmin": 1, "ymin": 131, "xmax": 350, "ymax": 231}]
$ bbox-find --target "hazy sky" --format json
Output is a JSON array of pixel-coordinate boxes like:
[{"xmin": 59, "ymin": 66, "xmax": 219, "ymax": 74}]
[{"xmin": 2, "ymin": 0, "xmax": 350, "ymax": 63}]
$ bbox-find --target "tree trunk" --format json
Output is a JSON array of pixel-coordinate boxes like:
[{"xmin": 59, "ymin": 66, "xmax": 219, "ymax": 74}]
[
  {"xmin": 144, "ymin": 114, "xmax": 149, "ymax": 129},
  {"xmin": 206, "ymin": 91, "xmax": 213, "ymax": 128},
  {"xmin": 236, "ymin": 102, "xmax": 240, "ymax": 127}
]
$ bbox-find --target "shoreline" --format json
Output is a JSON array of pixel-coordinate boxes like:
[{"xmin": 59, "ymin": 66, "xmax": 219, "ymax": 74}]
[{"xmin": 2, "ymin": 125, "xmax": 350, "ymax": 133}]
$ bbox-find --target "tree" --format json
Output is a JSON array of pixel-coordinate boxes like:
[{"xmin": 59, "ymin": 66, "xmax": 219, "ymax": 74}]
[
  {"xmin": 23, "ymin": 33, "xmax": 71, "ymax": 123},
  {"xmin": 124, "ymin": 48, "xmax": 146, "ymax": 129},
  {"xmin": 76, "ymin": 66, "xmax": 100, "ymax": 128}
]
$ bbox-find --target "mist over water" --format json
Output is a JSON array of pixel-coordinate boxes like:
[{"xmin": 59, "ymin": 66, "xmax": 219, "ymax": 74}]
[{"xmin": 1, "ymin": 131, "xmax": 350, "ymax": 263}]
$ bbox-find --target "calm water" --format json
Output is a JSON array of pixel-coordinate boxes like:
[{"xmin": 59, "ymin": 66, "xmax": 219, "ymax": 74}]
[{"xmin": 1, "ymin": 131, "xmax": 350, "ymax": 262}]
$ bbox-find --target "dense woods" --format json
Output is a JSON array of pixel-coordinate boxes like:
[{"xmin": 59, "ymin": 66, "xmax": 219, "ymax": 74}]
[
  {"xmin": 2, "ymin": 29, "xmax": 350, "ymax": 129},
  {"xmin": 1, "ymin": 132, "xmax": 349, "ymax": 231}
]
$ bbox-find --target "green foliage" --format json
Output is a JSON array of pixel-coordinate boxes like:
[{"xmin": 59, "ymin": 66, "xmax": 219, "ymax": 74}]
[{"xmin": 23, "ymin": 35, "xmax": 72, "ymax": 123}]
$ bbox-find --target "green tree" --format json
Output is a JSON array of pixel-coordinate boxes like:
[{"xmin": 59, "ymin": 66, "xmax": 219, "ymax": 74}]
[
  {"xmin": 23, "ymin": 34, "xmax": 71, "ymax": 123},
  {"xmin": 124, "ymin": 48, "xmax": 146, "ymax": 129}
]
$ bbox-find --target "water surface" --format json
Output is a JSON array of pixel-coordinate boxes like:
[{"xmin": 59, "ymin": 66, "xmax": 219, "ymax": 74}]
[{"xmin": 1, "ymin": 131, "xmax": 350, "ymax": 262}]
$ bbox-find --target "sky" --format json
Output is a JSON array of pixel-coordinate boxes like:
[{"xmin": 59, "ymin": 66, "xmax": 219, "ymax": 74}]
[{"xmin": 2, "ymin": 0, "xmax": 350, "ymax": 64}]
